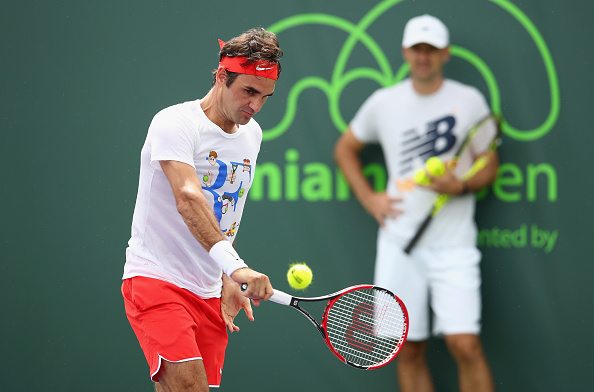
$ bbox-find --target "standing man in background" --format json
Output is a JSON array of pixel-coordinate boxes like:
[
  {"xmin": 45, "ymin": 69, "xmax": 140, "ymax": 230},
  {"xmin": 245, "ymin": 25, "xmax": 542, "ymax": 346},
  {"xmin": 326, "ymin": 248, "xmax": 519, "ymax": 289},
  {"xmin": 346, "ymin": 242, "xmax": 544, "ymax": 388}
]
[
  {"xmin": 122, "ymin": 28, "xmax": 282, "ymax": 392},
  {"xmin": 334, "ymin": 15, "xmax": 496, "ymax": 392}
]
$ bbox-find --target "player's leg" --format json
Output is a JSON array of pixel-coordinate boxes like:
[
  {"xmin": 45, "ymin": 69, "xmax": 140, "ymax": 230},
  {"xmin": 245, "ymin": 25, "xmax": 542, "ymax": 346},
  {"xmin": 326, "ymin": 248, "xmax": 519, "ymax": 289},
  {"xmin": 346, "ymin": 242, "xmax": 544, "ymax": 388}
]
[
  {"xmin": 373, "ymin": 231, "xmax": 433, "ymax": 391},
  {"xmin": 123, "ymin": 277, "xmax": 227, "ymax": 391},
  {"xmin": 427, "ymin": 247, "xmax": 494, "ymax": 392},
  {"xmin": 396, "ymin": 340, "xmax": 434, "ymax": 392},
  {"xmin": 154, "ymin": 359, "xmax": 209, "ymax": 392},
  {"xmin": 445, "ymin": 334, "xmax": 494, "ymax": 392}
]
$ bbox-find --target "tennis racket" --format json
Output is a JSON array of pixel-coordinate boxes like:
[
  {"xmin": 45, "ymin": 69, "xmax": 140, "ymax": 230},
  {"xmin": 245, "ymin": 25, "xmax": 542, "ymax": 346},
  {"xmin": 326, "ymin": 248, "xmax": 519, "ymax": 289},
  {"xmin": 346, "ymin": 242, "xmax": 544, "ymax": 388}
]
[
  {"xmin": 403, "ymin": 114, "xmax": 501, "ymax": 254},
  {"xmin": 241, "ymin": 283, "xmax": 408, "ymax": 369}
]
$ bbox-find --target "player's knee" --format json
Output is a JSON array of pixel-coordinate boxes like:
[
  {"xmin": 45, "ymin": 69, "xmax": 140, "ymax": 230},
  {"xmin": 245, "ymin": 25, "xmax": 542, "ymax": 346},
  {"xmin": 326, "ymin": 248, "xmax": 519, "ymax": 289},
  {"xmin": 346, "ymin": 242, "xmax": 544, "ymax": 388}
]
[
  {"xmin": 445, "ymin": 334, "xmax": 483, "ymax": 363},
  {"xmin": 158, "ymin": 378, "xmax": 208, "ymax": 392},
  {"xmin": 398, "ymin": 341, "xmax": 427, "ymax": 365},
  {"xmin": 178, "ymin": 378, "xmax": 208, "ymax": 392},
  {"xmin": 156, "ymin": 360, "xmax": 210, "ymax": 392}
]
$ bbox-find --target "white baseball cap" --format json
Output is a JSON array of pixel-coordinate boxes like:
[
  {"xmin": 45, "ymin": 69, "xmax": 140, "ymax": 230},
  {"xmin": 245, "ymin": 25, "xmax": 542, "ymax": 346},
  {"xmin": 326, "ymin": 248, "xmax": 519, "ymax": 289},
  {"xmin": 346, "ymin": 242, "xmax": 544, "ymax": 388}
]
[{"xmin": 402, "ymin": 14, "xmax": 449, "ymax": 49}]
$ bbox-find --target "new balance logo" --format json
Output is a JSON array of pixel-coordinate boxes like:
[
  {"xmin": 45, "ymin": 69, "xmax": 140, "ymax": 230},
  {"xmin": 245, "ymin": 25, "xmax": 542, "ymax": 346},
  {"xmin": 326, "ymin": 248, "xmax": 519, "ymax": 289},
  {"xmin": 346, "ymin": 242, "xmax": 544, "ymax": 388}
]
[{"xmin": 399, "ymin": 115, "xmax": 457, "ymax": 175}]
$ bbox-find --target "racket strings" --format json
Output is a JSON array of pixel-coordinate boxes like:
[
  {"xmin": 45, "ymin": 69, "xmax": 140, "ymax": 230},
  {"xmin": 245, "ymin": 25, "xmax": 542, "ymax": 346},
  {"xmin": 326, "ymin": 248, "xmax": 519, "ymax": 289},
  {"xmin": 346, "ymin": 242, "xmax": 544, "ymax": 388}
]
[
  {"xmin": 454, "ymin": 116, "xmax": 499, "ymax": 177},
  {"xmin": 328, "ymin": 299, "xmax": 405, "ymax": 365},
  {"xmin": 325, "ymin": 288, "xmax": 406, "ymax": 367}
]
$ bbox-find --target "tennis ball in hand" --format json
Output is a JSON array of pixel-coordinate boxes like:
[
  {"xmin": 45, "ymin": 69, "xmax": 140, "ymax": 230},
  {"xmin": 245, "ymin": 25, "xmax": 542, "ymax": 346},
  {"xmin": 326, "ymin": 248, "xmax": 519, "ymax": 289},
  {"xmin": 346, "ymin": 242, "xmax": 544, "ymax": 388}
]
[
  {"xmin": 414, "ymin": 168, "xmax": 431, "ymax": 185},
  {"xmin": 287, "ymin": 264, "xmax": 313, "ymax": 290},
  {"xmin": 425, "ymin": 157, "xmax": 446, "ymax": 177}
]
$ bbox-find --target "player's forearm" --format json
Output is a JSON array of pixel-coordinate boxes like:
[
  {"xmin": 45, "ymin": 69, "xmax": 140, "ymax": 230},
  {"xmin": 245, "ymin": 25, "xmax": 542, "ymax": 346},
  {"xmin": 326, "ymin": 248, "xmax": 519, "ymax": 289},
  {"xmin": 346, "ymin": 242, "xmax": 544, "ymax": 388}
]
[
  {"xmin": 161, "ymin": 160, "xmax": 227, "ymax": 251},
  {"xmin": 340, "ymin": 162, "xmax": 376, "ymax": 204},
  {"xmin": 459, "ymin": 152, "xmax": 499, "ymax": 194},
  {"xmin": 176, "ymin": 190, "xmax": 226, "ymax": 251},
  {"xmin": 178, "ymin": 193, "xmax": 248, "ymax": 276}
]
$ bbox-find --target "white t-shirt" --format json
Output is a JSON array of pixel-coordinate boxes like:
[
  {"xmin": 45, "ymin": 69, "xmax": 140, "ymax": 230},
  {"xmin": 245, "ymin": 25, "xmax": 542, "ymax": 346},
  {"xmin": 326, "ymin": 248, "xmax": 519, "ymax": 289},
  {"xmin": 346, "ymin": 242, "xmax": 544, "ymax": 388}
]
[
  {"xmin": 123, "ymin": 99, "xmax": 262, "ymax": 298},
  {"xmin": 350, "ymin": 79, "xmax": 491, "ymax": 247}
]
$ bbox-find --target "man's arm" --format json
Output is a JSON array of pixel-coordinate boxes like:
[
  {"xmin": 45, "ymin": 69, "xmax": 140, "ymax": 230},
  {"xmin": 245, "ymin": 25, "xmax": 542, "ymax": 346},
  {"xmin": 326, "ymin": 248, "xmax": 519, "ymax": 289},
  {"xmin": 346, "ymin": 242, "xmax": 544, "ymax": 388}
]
[
  {"xmin": 160, "ymin": 160, "xmax": 226, "ymax": 249},
  {"xmin": 334, "ymin": 127, "xmax": 402, "ymax": 227},
  {"xmin": 462, "ymin": 149, "xmax": 500, "ymax": 192},
  {"xmin": 160, "ymin": 160, "xmax": 273, "ymax": 301}
]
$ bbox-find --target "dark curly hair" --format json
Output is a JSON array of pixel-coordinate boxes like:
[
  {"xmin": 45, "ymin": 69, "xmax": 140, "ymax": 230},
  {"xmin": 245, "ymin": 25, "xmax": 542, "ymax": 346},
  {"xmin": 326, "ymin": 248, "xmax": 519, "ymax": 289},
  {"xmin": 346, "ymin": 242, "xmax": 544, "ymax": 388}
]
[{"xmin": 212, "ymin": 27, "xmax": 283, "ymax": 86}]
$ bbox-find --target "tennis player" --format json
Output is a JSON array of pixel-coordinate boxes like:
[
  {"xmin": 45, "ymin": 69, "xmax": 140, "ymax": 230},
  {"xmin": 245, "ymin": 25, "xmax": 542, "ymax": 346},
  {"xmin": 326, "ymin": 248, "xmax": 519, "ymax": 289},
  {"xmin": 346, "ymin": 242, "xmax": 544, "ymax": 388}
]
[
  {"xmin": 334, "ymin": 15, "xmax": 496, "ymax": 392},
  {"xmin": 122, "ymin": 28, "xmax": 282, "ymax": 391}
]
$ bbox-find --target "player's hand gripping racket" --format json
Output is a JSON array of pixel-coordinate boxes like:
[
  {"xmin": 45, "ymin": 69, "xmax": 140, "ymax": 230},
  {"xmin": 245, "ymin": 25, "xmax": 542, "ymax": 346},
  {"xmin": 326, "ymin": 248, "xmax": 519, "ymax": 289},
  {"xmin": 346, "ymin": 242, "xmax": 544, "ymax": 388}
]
[
  {"xmin": 241, "ymin": 283, "xmax": 408, "ymax": 369},
  {"xmin": 404, "ymin": 114, "xmax": 501, "ymax": 254}
]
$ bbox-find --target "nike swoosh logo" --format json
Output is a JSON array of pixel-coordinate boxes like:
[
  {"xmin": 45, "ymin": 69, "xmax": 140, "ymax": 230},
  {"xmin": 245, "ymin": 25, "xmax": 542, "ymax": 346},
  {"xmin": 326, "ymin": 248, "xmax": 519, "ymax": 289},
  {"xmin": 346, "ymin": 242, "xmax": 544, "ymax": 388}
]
[
  {"xmin": 224, "ymin": 249, "xmax": 240, "ymax": 261},
  {"xmin": 255, "ymin": 65, "xmax": 274, "ymax": 71}
]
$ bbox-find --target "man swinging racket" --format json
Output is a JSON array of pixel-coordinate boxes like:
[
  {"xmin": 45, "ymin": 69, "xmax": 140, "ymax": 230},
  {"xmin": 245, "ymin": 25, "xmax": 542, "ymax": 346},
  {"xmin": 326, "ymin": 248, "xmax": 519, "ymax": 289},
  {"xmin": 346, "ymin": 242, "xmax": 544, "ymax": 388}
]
[{"xmin": 122, "ymin": 27, "xmax": 283, "ymax": 391}]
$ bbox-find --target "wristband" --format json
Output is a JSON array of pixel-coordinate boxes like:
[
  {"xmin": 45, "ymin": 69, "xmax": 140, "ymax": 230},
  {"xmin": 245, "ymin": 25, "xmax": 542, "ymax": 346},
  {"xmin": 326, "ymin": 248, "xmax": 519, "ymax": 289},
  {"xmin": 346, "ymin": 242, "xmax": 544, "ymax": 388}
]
[{"xmin": 209, "ymin": 240, "xmax": 248, "ymax": 277}]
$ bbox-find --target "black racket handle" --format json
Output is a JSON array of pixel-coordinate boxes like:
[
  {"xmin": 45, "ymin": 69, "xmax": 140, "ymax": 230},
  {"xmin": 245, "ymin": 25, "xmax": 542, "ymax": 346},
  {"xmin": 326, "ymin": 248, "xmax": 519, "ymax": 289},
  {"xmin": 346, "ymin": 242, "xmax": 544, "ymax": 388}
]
[{"xmin": 403, "ymin": 215, "xmax": 433, "ymax": 254}]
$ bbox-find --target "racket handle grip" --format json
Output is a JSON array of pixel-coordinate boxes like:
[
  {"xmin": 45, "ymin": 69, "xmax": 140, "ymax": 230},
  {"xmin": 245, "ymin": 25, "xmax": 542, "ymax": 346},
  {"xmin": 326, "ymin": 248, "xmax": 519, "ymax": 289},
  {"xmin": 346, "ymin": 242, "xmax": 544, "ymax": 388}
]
[
  {"xmin": 240, "ymin": 283, "xmax": 292, "ymax": 306},
  {"xmin": 269, "ymin": 289, "xmax": 292, "ymax": 306}
]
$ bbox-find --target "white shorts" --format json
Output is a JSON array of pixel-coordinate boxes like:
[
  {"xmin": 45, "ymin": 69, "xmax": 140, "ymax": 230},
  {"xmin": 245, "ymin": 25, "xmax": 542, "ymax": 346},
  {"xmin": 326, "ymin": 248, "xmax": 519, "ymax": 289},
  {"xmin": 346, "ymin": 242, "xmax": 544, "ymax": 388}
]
[{"xmin": 374, "ymin": 231, "xmax": 483, "ymax": 341}]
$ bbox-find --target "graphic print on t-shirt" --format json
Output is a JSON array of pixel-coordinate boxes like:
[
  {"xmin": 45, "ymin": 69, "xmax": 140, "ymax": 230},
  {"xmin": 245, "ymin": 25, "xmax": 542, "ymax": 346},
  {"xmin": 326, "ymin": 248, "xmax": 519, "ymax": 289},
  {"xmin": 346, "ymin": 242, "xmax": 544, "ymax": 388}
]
[
  {"xmin": 201, "ymin": 151, "xmax": 251, "ymax": 239},
  {"xmin": 399, "ymin": 115, "xmax": 457, "ymax": 175}
]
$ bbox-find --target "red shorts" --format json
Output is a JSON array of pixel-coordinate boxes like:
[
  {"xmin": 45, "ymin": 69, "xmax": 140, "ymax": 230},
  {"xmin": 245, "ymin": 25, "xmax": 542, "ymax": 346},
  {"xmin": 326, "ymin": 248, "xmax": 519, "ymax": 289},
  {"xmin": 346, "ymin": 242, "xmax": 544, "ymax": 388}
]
[{"xmin": 122, "ymin": 277, "xmax": 228, "ymax": 387}]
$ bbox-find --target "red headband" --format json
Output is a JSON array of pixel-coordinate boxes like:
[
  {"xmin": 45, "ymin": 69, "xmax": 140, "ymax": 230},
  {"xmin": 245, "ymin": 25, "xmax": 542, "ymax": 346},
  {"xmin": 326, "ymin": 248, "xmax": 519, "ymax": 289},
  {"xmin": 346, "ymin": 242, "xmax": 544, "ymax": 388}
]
[{"xmin": 218, "ymin": 39, "xmax": 278, "ymax": 81}]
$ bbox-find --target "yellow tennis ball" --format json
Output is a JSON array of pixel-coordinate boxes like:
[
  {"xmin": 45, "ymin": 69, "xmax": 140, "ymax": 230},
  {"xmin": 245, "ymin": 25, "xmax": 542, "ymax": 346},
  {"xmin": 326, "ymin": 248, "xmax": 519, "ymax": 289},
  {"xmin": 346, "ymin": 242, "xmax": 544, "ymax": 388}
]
[
  {"xmin": 414, "ymin": 168, "xmax": 431, "ymax": 185},
  {"xmin": 287, "ymin": 264, "xmax": 313, "ymax": 290},
  {"xmin": 425, "ymin": 157, "xmax": 445, "ymax": 177}
]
